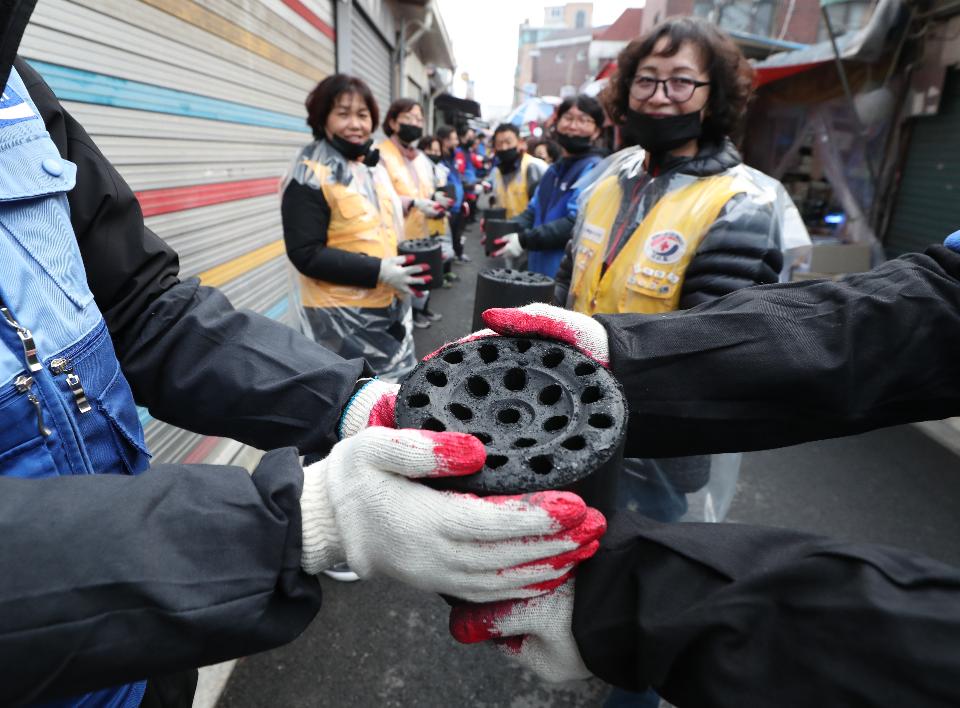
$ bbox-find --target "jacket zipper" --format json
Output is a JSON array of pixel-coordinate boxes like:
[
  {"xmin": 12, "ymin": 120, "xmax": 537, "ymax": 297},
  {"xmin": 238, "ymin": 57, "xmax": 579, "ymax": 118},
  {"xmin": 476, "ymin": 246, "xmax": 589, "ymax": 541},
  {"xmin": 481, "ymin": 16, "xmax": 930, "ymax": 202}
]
[
  {"xmin": 50, "ymin": 357, "xmax": 91, "ymax": 413},
  {"xmin": 1, "ymin": 306, "xmax": 42, "ymax": 372},
  {"xmin": 14, "ymin": 375, "xmax": 51, "ymax": 437}
]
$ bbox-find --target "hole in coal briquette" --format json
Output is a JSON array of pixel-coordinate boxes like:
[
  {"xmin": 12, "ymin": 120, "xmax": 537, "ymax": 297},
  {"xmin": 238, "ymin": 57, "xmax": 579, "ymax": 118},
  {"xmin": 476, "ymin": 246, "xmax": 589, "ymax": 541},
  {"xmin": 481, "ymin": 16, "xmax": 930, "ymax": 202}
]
[
  {"xmin": 450, "ymin": 403, "xmax": 473, "ymax": 421},
  {"xmin": 503, "ymin": 368, "xmax": 527, "ymax": 391},
  {"xmin": 479, "ymin": 343, "xmax": 499, "ymax": 364},
  {"xmin": 543, "ymin": 415, "xmax": 569, "ymax": 432},
  {"xmin": 542, "ymin": 349, "xmax": 564, "ymax": 368},
  {"xmin": 467, "ymin": 376, "xmax": 491, "ymax": 398},
  {"xmin": 422, "ymin": 417, "xmax": 446, "ymax": 432},
  {"xmin": 575, "ymin": 362, "xmax": 596, "ymax": 377},
  {"xmin": 529, "ymin": 455, "xmax": 553, "ymax": 475},
  {"xmin": 588, "ymin": 413, "xmax": 613, "ymax": 429},
  {"xmin": 580, "ymin": 386, "xmax": 602, "ymax": 404},
  {"xmin": 538, "ymin": 384, "xmax": 562, "ymax": 405},
  {"xmin": 498, "ymin": 408, "xmax": 521, "ymax": 425},
  {"xmin": 470, "ymin": 431, "xmax": 493, "ymax": 444},
  {"xmin": 562, "ymin": 435, "xmax": 586, "ymax": 451},
  {"xmin": 514, "ymin": 437, "xmax": 536, "ymax": 448},
  {"xmin": 442, "ymin": 349, "xmax": 464, "ymax": 365},
  {"xmin": 486, "ymin": 455, "xmax": 509, "ymax": 469},
  {"xmin": 407, "ymin": 393, "xmax": 430, "ymax": 408},
  {"xmin": 425, "ymin": 370, "xmax": 448, "ymax": 387},
  {"xmin": 515, "ymin": 339, "xmax": 533, "ymax": 353}
]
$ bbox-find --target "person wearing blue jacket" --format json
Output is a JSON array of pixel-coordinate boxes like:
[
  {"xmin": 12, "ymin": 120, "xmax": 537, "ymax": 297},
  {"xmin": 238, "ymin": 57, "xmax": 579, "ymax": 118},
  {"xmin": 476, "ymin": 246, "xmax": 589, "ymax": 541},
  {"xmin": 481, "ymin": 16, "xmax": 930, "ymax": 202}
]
[
  {"xmin": 493, "ymin": 95, "xmax": 605, "ymax": 278},
  {"xmin": 437, "ymin": 125, "xmax": 468, "ymax": 261}
]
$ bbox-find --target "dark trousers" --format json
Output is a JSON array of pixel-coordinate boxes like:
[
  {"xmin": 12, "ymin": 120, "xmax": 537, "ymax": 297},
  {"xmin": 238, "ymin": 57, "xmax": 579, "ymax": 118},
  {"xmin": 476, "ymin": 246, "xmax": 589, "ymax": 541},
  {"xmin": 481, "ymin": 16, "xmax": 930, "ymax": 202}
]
[{"xmin": 450, "ymin": 211, "xmax": 466, "ymax": 258}]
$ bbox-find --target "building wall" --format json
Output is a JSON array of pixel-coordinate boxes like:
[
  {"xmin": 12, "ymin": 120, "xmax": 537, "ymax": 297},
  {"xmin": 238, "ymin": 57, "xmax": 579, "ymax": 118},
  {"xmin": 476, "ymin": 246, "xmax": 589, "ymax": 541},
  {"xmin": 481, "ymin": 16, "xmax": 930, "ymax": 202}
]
[
  {"xmin": 20, "ymin": 0, "xmax": 336, "ymax": 466},
  {"xmin": 563, "ymin": 3, "xmax": 593, "ymax": 29},
  {"xmin": 640, "ymin": 0, "xmax": 694, "ymax": 34},
  {"xmin": 772, "ymin": 0, "xmax": 822, "ymax": 44},
  {"xmin": 536, "ymin": 38, "xmax": 593, "ymax": 96}
]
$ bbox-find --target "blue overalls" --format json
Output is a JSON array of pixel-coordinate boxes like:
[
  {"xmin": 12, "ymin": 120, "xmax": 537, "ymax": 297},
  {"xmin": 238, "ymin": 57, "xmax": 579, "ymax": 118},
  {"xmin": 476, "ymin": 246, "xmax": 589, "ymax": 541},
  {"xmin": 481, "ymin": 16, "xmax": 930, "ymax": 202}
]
[
  {"xmin": 526, "ymin": 153, "xmax": 600, "ymax": 278},
  {"xmin": 0, "ymin": 67, "xmax": 151, "ymax": 707}
]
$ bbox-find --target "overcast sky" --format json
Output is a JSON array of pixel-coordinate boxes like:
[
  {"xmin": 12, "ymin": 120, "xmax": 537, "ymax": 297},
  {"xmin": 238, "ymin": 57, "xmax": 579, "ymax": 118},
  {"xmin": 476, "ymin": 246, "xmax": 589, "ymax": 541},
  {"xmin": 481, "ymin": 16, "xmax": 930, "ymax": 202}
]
[{"xmin": 436, "ymin": 0, "xmax": 643, "ymax": 120}]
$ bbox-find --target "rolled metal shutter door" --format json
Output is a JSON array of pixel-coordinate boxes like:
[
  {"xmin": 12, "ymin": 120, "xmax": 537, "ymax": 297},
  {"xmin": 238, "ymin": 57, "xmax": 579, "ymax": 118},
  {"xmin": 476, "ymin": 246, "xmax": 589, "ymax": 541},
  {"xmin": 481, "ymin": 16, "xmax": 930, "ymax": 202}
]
[
  {"xmin": 886, "ymin": 69, "xmax": 960, "ymax": 256},
  {"xmin": 19, "ymin": 0, "xmax": 336, "ymax": 466},
  {"xmin": 349, "ymin": 3, "xmax": 393, "ymax": 118}
]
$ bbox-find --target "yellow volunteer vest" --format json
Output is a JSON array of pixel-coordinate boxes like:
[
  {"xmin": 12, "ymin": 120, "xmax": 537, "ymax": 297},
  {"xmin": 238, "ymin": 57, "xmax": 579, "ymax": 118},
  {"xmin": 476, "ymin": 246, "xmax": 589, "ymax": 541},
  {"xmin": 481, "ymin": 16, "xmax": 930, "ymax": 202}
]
[
  {"xmin": 493, "ymin": 153, "xmax": 542, "ymax": 219},
  {"xmin": 569, "ymin": 173, "xmax": 742, "ymax": 316},
  {"xmin": 296, "ymin": 159, "xmax": 400, "ymax": 309},
  {"xmin": 378, "ymin": 138, "xmax": 434, "ymax": 240}
]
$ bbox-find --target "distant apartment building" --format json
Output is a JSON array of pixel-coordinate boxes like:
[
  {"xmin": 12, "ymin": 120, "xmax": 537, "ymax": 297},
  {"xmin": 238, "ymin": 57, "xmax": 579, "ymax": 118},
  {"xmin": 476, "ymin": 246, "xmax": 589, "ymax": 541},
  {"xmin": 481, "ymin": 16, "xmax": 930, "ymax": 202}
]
[{"xmin": 514, "ymin": 2, "xmax": 597, "ymax": 104}]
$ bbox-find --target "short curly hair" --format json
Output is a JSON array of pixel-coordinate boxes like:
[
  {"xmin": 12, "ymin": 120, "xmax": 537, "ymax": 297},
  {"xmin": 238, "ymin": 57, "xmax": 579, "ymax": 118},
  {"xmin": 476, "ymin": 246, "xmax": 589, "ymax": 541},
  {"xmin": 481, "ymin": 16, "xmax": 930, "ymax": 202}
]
[{"xmin": 602, "ymin": 16, "xmax": 755, "ymax": 144}]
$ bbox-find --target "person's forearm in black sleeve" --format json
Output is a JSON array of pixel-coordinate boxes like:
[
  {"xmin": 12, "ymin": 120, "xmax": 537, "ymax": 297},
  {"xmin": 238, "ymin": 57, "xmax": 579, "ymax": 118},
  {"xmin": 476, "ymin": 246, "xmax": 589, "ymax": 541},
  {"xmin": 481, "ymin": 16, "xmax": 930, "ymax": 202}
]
[
  {"xmin": 520, "ymin": 215, "xmax": 575, "ymax": 252},
  {"xmin": 0, "ymin": 449, "xmax": 319, "ymax": 706},
  {"xmin": 597, "ymin": 245, "xmax": 960, "ymax": 458},
  {"xmin": 20, "ymin": 59, "xmax": 366, "ymax": 457},
  {"xmin": 573, "ymin": 514, "xmax": 960, "ymax": 708},
  {"xmin": 281, "ymin": 180, "xmax": 381, "ymax": 287},
  {"xmin": 553, "ymin": 238, "xmax": 575, "ymax": 305}
]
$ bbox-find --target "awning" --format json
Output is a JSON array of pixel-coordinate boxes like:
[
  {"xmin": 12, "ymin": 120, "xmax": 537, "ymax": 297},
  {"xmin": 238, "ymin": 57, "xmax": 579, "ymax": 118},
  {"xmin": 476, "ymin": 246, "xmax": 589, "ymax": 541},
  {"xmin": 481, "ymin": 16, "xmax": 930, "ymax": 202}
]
[
  {"xmin": 434, "ymin": 93, "xmax": 481, "ymax": 118},
  {"xmin": 754, "ymin": 0, "xmax": 906, "ymax": 87}
]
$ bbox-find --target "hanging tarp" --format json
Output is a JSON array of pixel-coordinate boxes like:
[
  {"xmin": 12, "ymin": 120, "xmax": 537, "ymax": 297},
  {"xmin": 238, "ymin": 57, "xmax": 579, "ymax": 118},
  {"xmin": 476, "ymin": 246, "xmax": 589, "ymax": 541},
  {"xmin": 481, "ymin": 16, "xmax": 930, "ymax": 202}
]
[{"xmin": 754, "ymin": 0, "xmax": 907, "ymax": 87}]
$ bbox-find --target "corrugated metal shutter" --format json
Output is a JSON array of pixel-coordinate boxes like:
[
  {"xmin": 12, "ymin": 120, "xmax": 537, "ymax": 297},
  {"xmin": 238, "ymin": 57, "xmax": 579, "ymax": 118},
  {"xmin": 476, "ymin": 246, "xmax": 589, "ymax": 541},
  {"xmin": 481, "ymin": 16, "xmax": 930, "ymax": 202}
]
[
  {"xmin": 19, "ymin": 0, "xmax": 335, "ymax": 465},
  {"xmin": 886, "ymin": 69, "xmax": 960, "ymax": 256},
  {"xmin": 350, "ymin": 3, "xmax": 393, "ymax": 115}
]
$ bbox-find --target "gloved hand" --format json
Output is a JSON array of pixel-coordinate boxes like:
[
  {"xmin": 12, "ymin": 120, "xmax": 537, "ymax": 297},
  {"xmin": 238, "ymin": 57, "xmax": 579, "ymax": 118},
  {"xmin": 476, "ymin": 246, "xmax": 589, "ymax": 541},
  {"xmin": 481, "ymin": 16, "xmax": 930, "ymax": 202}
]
[
  {"xmin": 300, "ymin": 428, "xmax": 607, "ymax": 602},
  {"xmin": 450, "ymin": 579, "xmax": 592, "ymax": 682},
  {"xmin": 338, "ymin": 378, "xmax": 400, "ymax": 437},
  {"xmin": 413, "ymin": 198, "xmax": 446, "ymax": 217},
  {"xmin": 433, "ymin": 191, "xmax": 454, "ymax": 209},
  {"xmin": 493, "ymin": 232, "xmax": 524, "ymax": 260},
  {"xmin": 423, "ymin": 303, "xmax": 609, "ymax": 368},
  {"xmin": 473, "ymin": 181, "xmax": 492, "ymax": 195},
  {"xmin": 378, "ymin": 254, "xmax": 430, "ymax": 295},
  {"xmin": 462, "ymin": 201, "xmax": 471, "ymax": 218}
]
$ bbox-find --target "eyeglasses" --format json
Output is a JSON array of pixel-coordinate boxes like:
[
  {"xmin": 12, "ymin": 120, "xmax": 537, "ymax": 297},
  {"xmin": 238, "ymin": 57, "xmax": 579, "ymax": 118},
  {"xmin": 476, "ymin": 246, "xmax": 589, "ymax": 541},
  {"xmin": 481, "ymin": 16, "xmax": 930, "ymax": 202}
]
[
  {"xmin": 557, "ymin": 112, "xmax": 597, "ymax": 128},
  {"xmin": 630, "ymin": 76, "xmax": 709, "ymax": 103}
]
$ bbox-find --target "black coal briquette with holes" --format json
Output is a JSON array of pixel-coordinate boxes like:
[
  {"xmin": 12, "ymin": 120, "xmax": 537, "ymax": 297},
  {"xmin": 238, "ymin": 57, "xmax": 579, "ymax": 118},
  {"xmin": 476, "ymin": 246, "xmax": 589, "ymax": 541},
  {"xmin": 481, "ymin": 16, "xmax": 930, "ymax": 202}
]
[
  {"xmin": 396, "ymin": 337, "xmax": 626, "ymax": 515},
  {"xmin": 483, "ymin": 219, "xmax": 518, "ymax": 256},
  {"xmin": 397, "ymin": 238, "xmax": 443, "ymax": 291},
  {"xmin": 471, "ymin": 268, "xmax": 555, "ymax": 331}
]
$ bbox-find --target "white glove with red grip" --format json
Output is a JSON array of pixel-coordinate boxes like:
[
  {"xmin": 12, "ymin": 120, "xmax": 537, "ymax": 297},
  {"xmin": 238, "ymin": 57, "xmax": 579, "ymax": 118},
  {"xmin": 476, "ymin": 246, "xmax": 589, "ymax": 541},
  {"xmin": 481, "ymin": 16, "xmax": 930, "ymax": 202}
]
[
  {"xmin": 338, "ymin": 379, "xmax": 400, "ymax": 437},
  {"xmin": 300, "ymin": 427, "xmax": 606, "ymax": 602},
  {"xmin": 450, "ymin": 579, "xmax": 591, "ymax": 681},
  {"xmin": 425, "ymin": 303, "xmax": 609, "ymax": 369}
]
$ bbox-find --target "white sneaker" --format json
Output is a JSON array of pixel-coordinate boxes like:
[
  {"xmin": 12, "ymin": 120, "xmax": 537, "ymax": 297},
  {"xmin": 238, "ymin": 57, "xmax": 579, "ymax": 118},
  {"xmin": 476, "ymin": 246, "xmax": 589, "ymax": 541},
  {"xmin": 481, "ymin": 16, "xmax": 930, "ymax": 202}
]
[{"xmin": 322, "ymin": 562, "xmax": 361, "ymax": 582}]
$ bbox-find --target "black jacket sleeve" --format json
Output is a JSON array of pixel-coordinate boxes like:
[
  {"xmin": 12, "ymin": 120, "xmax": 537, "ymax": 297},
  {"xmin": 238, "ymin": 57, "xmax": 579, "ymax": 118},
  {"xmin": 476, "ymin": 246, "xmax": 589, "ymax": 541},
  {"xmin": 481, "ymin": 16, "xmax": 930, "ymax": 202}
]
[
  {"xmin": 519, "ymin": 215, "xmax": 576, "ymax": 252},
  {"xmin": 20, "ymin": 59, "xmax": 366, "ymax": 456},
  {"xmin": 573, "ymin": 513, "xmax": 960, "ymax": 708},
  {"xmin": 511, "ymin": 202, "xmax": 536, "ymax": 232},
  {"xmin": 553, "ymin": 238, "xmax": 575, "ymax": 305},
  {"xmin": 597, "ymin": 245, "xmax": 960, "ymax": 458},
  {"xmin": 679, "ymin": 193, "xmax": 784, "ymax": 309},
  {"xmin": 281, "ymin": 180, "xmax": 381, "ymax": 288},
  {"xmin": 0, "ymin": 448, "xmax": 322, "ymax": 706}
]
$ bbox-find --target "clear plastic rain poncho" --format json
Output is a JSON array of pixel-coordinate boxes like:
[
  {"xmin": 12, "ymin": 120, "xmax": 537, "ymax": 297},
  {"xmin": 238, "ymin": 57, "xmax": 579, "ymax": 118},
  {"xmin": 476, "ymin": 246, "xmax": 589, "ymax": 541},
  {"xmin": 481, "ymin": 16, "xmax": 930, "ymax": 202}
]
[
  {"xmin": 570, "ymin": 144, "xmax": 811, "ymax": 522},
  {"xmin": 284, "ymin": 140, "xmax": 416, "ymax": 383}
]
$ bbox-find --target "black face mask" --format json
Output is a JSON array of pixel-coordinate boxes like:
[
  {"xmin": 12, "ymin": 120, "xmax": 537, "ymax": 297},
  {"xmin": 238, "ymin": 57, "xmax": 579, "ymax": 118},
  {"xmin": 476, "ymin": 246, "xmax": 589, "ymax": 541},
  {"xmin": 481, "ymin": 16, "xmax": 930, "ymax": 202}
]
[
  {"xmin": 0, "ymin": 1, "xmax": 37, "ymax": 91},
  {"xmin": 397, "ymin": 123, "xmax": 423, "ymax": 145},
  {"xmin": 327, "ymin": 133, "xmax": 379, "ymax": 166},
  {"xmin": 556, "ymin": 132, "xmax": 592, "ymax": 155},
  {"xmin": 621, "ymin": 108, "xmax": 702, "ymax": 155},
  {"xmin": 496, "ymin": 148, "xmax": 520, "ymax": 171},
  {"xmin": 427, "ymin": 153, "xmax": 442, "ymax": 164}
]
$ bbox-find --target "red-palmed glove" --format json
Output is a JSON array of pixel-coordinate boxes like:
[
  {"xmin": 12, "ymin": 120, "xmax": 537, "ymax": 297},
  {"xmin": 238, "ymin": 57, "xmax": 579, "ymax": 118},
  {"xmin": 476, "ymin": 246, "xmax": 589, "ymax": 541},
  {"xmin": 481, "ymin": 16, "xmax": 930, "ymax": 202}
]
[
  {"xmin": 338, "ymin": 378, "xmax": 400, "ymax": 437},
  {"xmin": 424, "ymin": 303, "xmax": 609, "ymax": 368},
  {"xmin": 450, "ymin": 579, "xmax": 591, "ymax": 681},
  {"xmin": 301, "ymin": 429, "xmax": 606, "ymax": 601}
]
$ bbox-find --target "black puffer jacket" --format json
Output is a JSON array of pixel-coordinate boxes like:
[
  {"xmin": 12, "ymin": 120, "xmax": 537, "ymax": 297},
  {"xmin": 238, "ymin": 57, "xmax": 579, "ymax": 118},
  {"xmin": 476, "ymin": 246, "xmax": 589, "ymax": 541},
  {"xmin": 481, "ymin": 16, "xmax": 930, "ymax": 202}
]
[{"xmin": 554, "ymin": 141, "xmax": 794, "ymax": 308}]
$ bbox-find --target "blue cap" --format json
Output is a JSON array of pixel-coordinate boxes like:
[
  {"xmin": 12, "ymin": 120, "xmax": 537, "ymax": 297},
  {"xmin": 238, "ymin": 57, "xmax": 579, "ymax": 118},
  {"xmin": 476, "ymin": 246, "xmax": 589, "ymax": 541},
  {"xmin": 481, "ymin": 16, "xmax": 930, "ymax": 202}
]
[{"xmin": 945, "ymin": 230, "xmax": 960, "ymax": 254}]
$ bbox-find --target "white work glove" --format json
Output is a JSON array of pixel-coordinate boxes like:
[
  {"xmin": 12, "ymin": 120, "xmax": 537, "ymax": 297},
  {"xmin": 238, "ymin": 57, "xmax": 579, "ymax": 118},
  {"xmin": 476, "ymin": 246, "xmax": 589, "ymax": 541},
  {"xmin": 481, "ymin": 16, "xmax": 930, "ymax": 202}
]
[
  {"xmin": 424, "ymin": 303, "xmax": 609, "ymax": 368},
  {"xmin": 413, "ymin": 198, "xmax": 446, "ymax": 217},
  {"xmin": 492, "ymin": 232, "xmax": 524, "ymax": 260},
  {"xmin": 433, "ymin": 191, "xmax": 454, "ymax": 209},
  {"xmin": 300, "ymin": 428, "xmax": 606, "ymax": 602},
  {"xmin": 450, "ymin": 579, "xmax": 592, "ymax": 682},
  {"xmin": 378, "ymin": 254, "xmax": 430, "ymax": 295},
  {"xmin": 338, "ymin": 378, "xmax": 400, "ymax": 437}
]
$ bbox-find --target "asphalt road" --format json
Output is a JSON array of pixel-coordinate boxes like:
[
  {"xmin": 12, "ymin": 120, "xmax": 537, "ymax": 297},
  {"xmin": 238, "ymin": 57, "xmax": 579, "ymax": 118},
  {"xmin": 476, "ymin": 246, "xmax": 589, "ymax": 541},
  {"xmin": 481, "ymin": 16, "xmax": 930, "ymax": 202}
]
[{"xmin": 217, "ymin": 223, "xmax": 960, "ymax": 707}]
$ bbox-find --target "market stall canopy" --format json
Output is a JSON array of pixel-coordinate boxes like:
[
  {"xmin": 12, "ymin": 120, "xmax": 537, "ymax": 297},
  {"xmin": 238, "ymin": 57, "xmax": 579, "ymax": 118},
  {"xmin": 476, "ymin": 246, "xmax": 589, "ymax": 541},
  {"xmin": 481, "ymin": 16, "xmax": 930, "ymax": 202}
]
[
  {"xmin": 754, "ymin": 0, "xmax": 907, "ymax": 87},
  {"xmin": 434, "ymin": 92, "xmax": 481, "ymax": 118},
  {"xmin": 505, "ymin": 96, "xmax": 562, "ymax": 128}
]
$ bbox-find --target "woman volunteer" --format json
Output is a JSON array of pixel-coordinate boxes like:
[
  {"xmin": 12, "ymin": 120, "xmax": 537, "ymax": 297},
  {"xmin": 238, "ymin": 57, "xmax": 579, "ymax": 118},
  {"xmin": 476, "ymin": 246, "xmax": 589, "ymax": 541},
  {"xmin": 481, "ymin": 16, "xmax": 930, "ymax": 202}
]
[
  {"xmin": 554, "ymin": 17, "xmax": 811, "ymax": 528},
  {"xmin": 282, "ymin": 75, "xmax": 425, "ymax": 380},
  {"xmin": 493, "ymin": 95, "xmax": 606, "ymax": 278}
]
